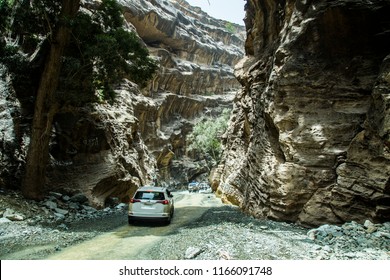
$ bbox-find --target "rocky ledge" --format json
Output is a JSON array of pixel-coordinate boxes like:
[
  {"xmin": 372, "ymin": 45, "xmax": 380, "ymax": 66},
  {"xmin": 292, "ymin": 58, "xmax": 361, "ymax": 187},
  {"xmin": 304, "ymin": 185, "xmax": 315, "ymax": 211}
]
[{"xmin": 0, "ymin": 189, "xmax": 127, "ymax": 226}]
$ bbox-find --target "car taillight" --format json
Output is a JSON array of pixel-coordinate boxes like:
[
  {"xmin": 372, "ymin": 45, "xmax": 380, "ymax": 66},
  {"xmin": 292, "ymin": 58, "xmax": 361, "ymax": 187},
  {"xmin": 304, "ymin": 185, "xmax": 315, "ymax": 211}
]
[
  {"xmin": 157, "ymin": 200, "xmax": 169, "ymax": 205},
  {"xmin": 130, "ymin": 198, "xmax": 141, "ymax": 203}
]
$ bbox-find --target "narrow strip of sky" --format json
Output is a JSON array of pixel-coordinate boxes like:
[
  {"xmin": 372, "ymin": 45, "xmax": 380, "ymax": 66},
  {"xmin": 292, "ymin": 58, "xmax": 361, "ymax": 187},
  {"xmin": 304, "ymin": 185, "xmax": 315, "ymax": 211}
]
[{"xmin": 184, "ymin": 0, "xmax": 246, "ymax": 25}]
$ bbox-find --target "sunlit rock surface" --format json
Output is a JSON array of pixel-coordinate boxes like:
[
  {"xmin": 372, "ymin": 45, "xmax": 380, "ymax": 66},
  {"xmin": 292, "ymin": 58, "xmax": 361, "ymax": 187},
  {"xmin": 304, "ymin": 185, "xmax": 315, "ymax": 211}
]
[
  {"xmin": 44, "ymin": 0, "xmax": 245, "ymax": 204},
  {"xmin": 119, "ymin": 0, "xmax": 245, "ymax": 184},
  {"xmin": 120, "ymin": 0, "xmax": 245, "ymax": 96},
  {"xmin": 214, "ymin": 0, "xmax": 390, "ymax": 226},
  {"xmin": 134, "ymin": 91, "xmax": 234, "ymax": 183},
  {"xmin": 47, "ymin": 82, "xmax": 156, "ymax": 207}
]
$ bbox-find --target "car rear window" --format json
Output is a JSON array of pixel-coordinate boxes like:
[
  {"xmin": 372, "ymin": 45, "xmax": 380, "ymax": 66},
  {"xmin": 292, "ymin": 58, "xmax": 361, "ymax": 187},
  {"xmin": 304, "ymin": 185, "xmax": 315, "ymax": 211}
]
[{"xmin": 134, "ymin": 191, "xmax": 165, "ymax": 200}]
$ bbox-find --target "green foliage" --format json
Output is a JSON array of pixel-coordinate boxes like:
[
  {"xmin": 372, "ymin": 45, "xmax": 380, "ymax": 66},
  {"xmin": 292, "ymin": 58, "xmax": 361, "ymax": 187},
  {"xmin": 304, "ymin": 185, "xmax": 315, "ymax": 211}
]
[
  {"xmin": 58, "ymin": 0, "xmax": 158, "ymax": 104},
  {"xmin": 0, "ymin": 0, "xmax": 11, "ymax": 33},
  {"xmin": 6, "ymin": 0, "xmax": 61, "ymax": 48},
  {"xmin": 0, "ymin": 0, "xmax": 158, "ymax": 105},
  {"xmin": 0, "ymin": 41, "xmax": 29, "ymax": 74},
  {"xmin": 187, "ymin": 109, "xmax": 231, "ymax": 162},
  {"xmin": 0, "ymin": 3, "xmax": 33, "ymax": 93},
  {"xmin": 95, "ymin": 0, "xmax": 123, "ymax": 30},
  {"xmin": 225, "ymin": 22, "xmax": 237, "ymax": 33}
]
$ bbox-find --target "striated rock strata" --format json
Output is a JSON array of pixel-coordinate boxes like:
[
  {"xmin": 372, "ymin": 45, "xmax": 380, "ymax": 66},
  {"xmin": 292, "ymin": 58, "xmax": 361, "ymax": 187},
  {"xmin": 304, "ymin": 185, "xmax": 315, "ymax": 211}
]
[
  {"xmin": 134, "ymin": 92, "xmax": 234, "ymax": 184},
  {"xmin": 120, "ymin": 0, "xmax": 245, "ymax": 184},
  {"xmin": 47, "ymin": 81, "xmax": 156, "ymax": 208},
  {"xmin": 121, "ymin": 0, "xmax": 245, "ymax": 96},
  {"xmin": 1, "ymin": 0, "xmax": 244, "ymax": 205},
  {"xmin": 214, "ymin": 0, "xmax": 390, "ymax": 226}
]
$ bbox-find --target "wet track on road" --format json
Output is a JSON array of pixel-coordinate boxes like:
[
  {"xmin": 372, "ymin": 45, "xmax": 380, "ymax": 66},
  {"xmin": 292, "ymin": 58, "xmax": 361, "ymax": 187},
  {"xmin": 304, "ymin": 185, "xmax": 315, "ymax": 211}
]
[{"xmin": 47, "ymin": 192, "xmax": 223, "ymax": 260}]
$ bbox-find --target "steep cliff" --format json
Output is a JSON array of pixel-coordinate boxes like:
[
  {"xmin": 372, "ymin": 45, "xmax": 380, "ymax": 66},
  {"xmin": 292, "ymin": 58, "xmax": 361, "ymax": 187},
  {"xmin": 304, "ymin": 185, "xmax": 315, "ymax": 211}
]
[
  {"xmin": 121, "ymin": 0, "xmax": 245, "ymax": 184},
  {"xmin": 133, "ymin": 91, "xmax": 233, "ymax": 184},
  {"xmin": 47, "ymin": 0, "xmax": 244, "ymax": 205},
  {"xmin": 47, "ymin": 81, "xmax": 156, "ymax": 207},
  {"xmin": 120, "ymin": 0, "xmax": 245, "ymax": 96},
  {"xmin": 0, "ymin": 0, "xmax": 245, "ymax": 205},
  {"xmin": 214, "ymin": 0, "xmax": 390, "ymax": 226}
]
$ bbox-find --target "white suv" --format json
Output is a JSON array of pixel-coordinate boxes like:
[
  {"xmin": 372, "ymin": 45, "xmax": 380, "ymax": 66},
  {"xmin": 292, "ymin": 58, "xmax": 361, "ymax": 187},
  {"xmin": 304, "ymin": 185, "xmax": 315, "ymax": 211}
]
[{"xmin": 128, "ymin": 186, "xmax": 174, "ymax": 224}]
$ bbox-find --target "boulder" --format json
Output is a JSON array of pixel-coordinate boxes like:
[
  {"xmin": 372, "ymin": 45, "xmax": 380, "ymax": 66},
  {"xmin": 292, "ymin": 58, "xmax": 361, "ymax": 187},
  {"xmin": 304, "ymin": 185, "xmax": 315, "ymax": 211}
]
[
  {"xmin": 184, "ymin": 247, "xmax": 203, "ymax": 259},
  {"xmin": 3, "ymin": 208, "xmax": 25, "ymax": 221}
]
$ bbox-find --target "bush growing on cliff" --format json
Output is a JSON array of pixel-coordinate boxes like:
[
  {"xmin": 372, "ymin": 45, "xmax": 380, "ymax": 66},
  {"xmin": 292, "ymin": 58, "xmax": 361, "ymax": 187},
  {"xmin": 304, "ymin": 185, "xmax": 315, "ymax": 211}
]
[
  {"xmin": 187, "ymin": 109, "xmax": 231, "ymax": 163},
  {"xmin": 225, "ymin": 22, "xmax": 237, "ymax": 33}
]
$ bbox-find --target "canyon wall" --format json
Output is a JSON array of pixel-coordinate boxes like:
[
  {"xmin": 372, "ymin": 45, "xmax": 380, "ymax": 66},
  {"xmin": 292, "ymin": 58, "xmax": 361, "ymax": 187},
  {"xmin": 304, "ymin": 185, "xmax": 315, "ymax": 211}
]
[
  {"xmin": 0, "ymin": 0, "xmax": 245, "ymax": 205},
  {"xmin": 47, "ymin": 82, "xmax": 156, "ymax": 207},
  {"xmin": 214, "ymin": 0, "xmax": 390, "ymax": 226},
  {"xmin": 121, "ymin": 0, "xmax": 245, "ymax": 184},
  {"xmin": 47, "ymin": 0, "xmax": 245, "ymax": 204},
  {"xmin": 120, "ymin": 0, "xmax": 245, "ymax": 96}
]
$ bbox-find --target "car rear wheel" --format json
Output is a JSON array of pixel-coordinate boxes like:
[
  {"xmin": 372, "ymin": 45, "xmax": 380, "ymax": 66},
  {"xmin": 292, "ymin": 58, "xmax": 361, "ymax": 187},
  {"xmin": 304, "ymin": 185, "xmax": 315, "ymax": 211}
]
[
  {"xmin": 165, "ymin": 210, "xmax": 174, "ymax": 225},
  {"xmin": 171, "ymin": 207, "xmax": 174, "ymax": 218}
]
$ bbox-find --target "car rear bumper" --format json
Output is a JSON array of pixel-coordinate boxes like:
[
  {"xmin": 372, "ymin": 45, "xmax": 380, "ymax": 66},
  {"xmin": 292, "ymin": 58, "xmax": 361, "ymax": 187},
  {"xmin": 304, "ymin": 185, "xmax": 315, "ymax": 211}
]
[
  {"xmin": 128, "ymin": 215, "xmax": 171, "ymax": 223},
  {"xmin": 128, "ymin": 212, "xmax": 170, "ymax": 219},
  {"xmin": 128, "ymin": 215, "xmax": 170, "ymax": 220}
]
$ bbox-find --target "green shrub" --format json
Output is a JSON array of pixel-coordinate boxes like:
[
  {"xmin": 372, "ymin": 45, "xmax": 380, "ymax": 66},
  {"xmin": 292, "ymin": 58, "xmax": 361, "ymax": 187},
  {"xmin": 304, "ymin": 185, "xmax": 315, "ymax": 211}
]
[
  {"xmin": 58, "ymin": 0, "xmax": 158, "ymax": 104},
  {"xmin": 1, "ymin": 0, "xmax": 158, "ymax": 105},
  {"xmin": 225, "ymin": 22, "xmax": 237, "ymax": 33},
  {"xmin": 187, "ymin": 109, "xmax": 231, "ymax": 162}
]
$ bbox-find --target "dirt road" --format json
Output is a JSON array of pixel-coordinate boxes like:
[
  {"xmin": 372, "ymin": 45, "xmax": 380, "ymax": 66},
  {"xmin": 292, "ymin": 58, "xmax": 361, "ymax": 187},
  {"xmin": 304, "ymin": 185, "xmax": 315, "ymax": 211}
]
[
  {"xmin": 47, "ymin": 192, "xmax": 223, "ymax": 260},
  {"xmin": 1, "ymin": 190, "xmax": 388, "ymax": 260}
]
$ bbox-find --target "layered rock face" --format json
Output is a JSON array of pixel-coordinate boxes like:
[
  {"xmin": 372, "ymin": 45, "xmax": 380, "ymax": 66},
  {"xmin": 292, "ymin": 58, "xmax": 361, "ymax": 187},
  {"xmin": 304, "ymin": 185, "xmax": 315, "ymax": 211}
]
[
  {"xmin": 134, "ymin": 91, "xmax": 234, "ymax": 184},
  {"xmin": 0, "ymin": 0, "xmax": 244, "ymax": 205},
  {"xmin": 48, "ymin": 82, "xmax": 156, "ymax": 207},
  {"xmin": 120, "ymin": 0, "xmax": 245, "ymax": 184},
  {"xmin": 44, "ymin": 0, "xmax": 243, "ymax": 205},
  {"xmin": 214, "ymin": 0, "xmax": 390, "ymax": 226},
  {"xmin": 121, "ymin": 0, "xmax": 245, "ymax": 96}
]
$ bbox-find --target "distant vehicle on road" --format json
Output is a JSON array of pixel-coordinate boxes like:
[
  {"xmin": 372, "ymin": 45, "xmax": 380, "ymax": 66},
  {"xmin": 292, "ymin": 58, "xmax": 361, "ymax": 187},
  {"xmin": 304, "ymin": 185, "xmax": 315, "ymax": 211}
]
[
  {"xmin": 188, "ymin": 182, "xmax": 212, "ymax": 193},
  {"xmin": 198, "ymin": 182, "xmax": 212, "ymax": 193},
  {"xmin": 188, "ymin": 182, "xmax": 199, "ymax": 193},
  {"xmin": 128, "ymin": 186, "xmax": 174, "ymax": 225}
]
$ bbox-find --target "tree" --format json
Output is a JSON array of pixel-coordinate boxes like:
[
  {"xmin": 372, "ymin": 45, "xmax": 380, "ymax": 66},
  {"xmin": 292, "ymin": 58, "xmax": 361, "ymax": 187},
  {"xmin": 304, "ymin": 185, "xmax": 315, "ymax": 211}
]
[
  {"xmin": 187, "ymin": 109, "xmax": 231, "ymax": 163},
  {"xmin": 0, "ymin": 0, "xmax": 158, "ymax": 199},
  {"xmin": 22, "ymin": 0, "xmax": 81, "ymax": 200},
  {"xmin": 58, "ymin": 0, "xmax": 158, "ymax": 104}
]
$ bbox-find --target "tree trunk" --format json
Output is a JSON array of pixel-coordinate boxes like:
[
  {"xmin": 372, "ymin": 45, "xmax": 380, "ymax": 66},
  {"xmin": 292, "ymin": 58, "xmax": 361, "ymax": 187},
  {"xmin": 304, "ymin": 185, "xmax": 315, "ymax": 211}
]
[{"xmin": 22, "ymin": 0, "xmax": 80, "ymax": 200}]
